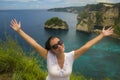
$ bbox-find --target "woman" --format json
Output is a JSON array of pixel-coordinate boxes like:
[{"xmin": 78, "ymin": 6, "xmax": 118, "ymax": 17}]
[{"xmin": 10, "ymin": 19, "xmax": 113, "ymax": 80}]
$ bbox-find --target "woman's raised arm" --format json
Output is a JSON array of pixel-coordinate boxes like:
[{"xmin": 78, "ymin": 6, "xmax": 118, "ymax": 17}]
[
  {"xmin": 74, "ymin": 27, "xmax": 114, "ymax": 59},
  {"xmin": 10, "ymin": 19, "xmax": 48, "ymax": 59}
]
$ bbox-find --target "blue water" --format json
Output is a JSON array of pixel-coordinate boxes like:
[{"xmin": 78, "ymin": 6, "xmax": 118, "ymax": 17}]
[{"xmin": 0, "ymin": 10, "xmax": 120, "ymax": 80}]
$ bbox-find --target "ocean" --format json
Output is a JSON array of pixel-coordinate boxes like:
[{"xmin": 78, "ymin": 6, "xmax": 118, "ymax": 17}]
[{"xmin": 0, "ymin": 9, "xmax": 120, "ymax": 80}]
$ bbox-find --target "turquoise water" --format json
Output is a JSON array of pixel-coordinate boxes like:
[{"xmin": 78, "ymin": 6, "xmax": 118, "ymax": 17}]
[{"xmin": 0, "ymin": 10, "xmax": 120, "ymax": 80}]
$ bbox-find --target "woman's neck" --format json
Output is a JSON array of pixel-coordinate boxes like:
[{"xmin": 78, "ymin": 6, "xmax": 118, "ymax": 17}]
[{"xmin": 56, "ymin": 52, "xmax": 65, "ymax": 60}]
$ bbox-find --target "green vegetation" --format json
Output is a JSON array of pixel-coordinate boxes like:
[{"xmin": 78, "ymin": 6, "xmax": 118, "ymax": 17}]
[
  {"xmin": 114, "ymin": 3, "xmax": 120, "ymax": 35},
  {"xmin": 70, "ymin": 74, "xmax": 111, "ymax": 80},
  {"xmin": 0, "ymin": 36, "xmax": 47, "ymax": 80},
  {"xmin": 78, "ymin": 11, "xmax": 89, "ymax": 19},
  {"xmin": 45, "ymin": 17, "xmax": 62, "ymax": 26},
  {"xmin": 114, "ymin": 25, "xmax": 120, "ymax": 35},
  {"xmin": 0, "ymin": 36, "xmax": 111, "ymax": 80},
  {"xmin": 45, "ymin": 17, "xmax": 68, "ymax": 26},
  {"xmin": 95, "ymin": 11, "xmax": 103, "ymax": 25},
  {"xmin": 114, "ymin": 14, "xmax": 120, "ymax": 35}
]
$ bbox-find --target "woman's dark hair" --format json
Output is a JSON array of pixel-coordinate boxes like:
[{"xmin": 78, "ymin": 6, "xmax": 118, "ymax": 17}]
[{"xmin": 45, "ymin": 36, "xmax": 61, "ymax": 50}]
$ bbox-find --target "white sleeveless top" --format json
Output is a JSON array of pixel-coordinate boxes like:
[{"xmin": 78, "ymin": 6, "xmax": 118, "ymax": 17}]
[{"xmin": 46, "ymin": 51, "xmax": 74, "ymax": 80}]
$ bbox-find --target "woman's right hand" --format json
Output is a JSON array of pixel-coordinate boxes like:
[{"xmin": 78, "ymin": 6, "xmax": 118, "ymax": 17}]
[{"xmin": 10, "ymin": 19, "xmax": 21, "ymax": 32}]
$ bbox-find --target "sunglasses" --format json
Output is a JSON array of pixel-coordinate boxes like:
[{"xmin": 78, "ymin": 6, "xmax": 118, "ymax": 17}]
[{"xmin": 51, "ymin": 40, "xmax": 63, "ymax": 49}]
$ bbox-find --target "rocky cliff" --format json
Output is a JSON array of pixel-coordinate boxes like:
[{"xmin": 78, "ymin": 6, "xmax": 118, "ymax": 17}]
[{"xmin": 76, "ymin": 3, "xmax": 120, "ymax": 36}]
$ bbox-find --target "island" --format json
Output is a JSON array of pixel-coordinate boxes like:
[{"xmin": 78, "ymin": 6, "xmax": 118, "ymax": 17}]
[{"xmin": 44, "ymin": 17, "xmax": 68, "ymax": 30}]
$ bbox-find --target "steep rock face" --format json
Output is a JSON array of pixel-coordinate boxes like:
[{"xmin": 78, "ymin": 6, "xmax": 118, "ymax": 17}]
[
  {"xmin": 76, "ymin": 3, "xmax": 120, "ymax": 33},
  {"xmin": 76, "ymin": 11, "xmax": 96, "ymax": 32},
  {"xmin": 45, "ymin": 23, "xmax": 68, "ymax": 29},
  {"xmin": 76, "ymin": 23, "xmax": 89, "ymax": 32},
  {"xmin": 101, "ymin": 7, "xmax": 119, "ymax": 26}
]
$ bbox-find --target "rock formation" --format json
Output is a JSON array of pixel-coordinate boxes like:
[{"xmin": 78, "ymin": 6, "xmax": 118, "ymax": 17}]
[
  {"xmin": 44, "ymin": 17, "xmax": 68, "ymax": 30},
  {"xmin": 76, "ymin": 3, "xmax": 120, "ymax": 35}
]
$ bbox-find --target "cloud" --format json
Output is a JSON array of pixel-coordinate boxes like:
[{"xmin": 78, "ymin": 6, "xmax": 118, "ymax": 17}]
[
  {"xmin": 96, "ymin": 0, "xmax": 108, "ymax": 3},
  {"xmin": 96, "ymin": 0, "xmax": 120, "ymax": 3},
  {"xmin": 47, "ymin": 0, "xmax": 61, "ymax": 2},
  {"xmin": 0, "ymin": 0, "xmax": 39, "ymax": 2},
  {"xmin": 108, "ymin": 0, "xmax": 120, "ymax": 3},
  {"xmin": 0, "ymin": 0, "xmax": 61, "ymax": 3},
  {"xmin": 53, "ymin": 0, "xmax": 102, "ymax": 7}
]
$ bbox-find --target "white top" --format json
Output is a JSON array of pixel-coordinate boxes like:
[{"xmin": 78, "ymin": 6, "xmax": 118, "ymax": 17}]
[{"xmin": 46, "ymin": 51, "xmax": 74, "ymax": 80}]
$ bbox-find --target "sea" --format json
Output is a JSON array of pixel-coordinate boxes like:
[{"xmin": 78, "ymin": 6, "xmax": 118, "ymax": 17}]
[{"xmin": 0, "ymin": 9, "xmax": 120, "ymax": 80}]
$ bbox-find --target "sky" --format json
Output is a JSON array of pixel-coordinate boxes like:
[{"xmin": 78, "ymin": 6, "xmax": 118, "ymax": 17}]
[{"xmin": 0, "ymin": 0, "xmax": 120, "ymax": 10}]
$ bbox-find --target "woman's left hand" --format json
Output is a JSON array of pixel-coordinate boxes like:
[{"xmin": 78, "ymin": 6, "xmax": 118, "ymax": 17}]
[{"xmin": 102, "ymin": 26, "xmax": 114, "ymax": 37}]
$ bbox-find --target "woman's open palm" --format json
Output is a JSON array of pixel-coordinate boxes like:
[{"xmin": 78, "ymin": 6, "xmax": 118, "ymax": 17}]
[
  {"xmin": 10, "ymin": 19, "xmax": 21, "ymax": 31},
  {"xmin": 102, "ymin": 26, "xmax": 114, "ymax": 37}
]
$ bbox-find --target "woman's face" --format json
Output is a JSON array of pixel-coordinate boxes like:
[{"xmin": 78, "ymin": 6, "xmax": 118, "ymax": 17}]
[{"xmin": 50, "ymin": 37, "xmax": 64, "ymax": 55}]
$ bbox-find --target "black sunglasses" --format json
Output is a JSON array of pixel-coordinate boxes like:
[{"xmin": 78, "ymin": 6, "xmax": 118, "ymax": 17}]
[{"xmin": 51, "ymin": 40, "xmax": 63, "ymax": 49}]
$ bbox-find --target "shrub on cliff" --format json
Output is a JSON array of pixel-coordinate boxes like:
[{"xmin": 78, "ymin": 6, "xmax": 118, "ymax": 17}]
[{"xmin": 0, "ymin": 36, "xmax": 47, "ymax": 80}]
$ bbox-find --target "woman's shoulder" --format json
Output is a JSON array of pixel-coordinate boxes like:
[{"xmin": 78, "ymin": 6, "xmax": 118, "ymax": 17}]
[
  {"xmin": 48, "ymin": 50, "xmax": 54, "ymax": 55},
  {"xmin": 65, "ymin": 51, "xmax": 74, "ymax": 59},
  {"xmin": 65, "ymin": 51, "xmax": 75, "ymax": 63},
  {"xmin": 65, "ymin": 51, "xmax": 74, "ymax": 55}
]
